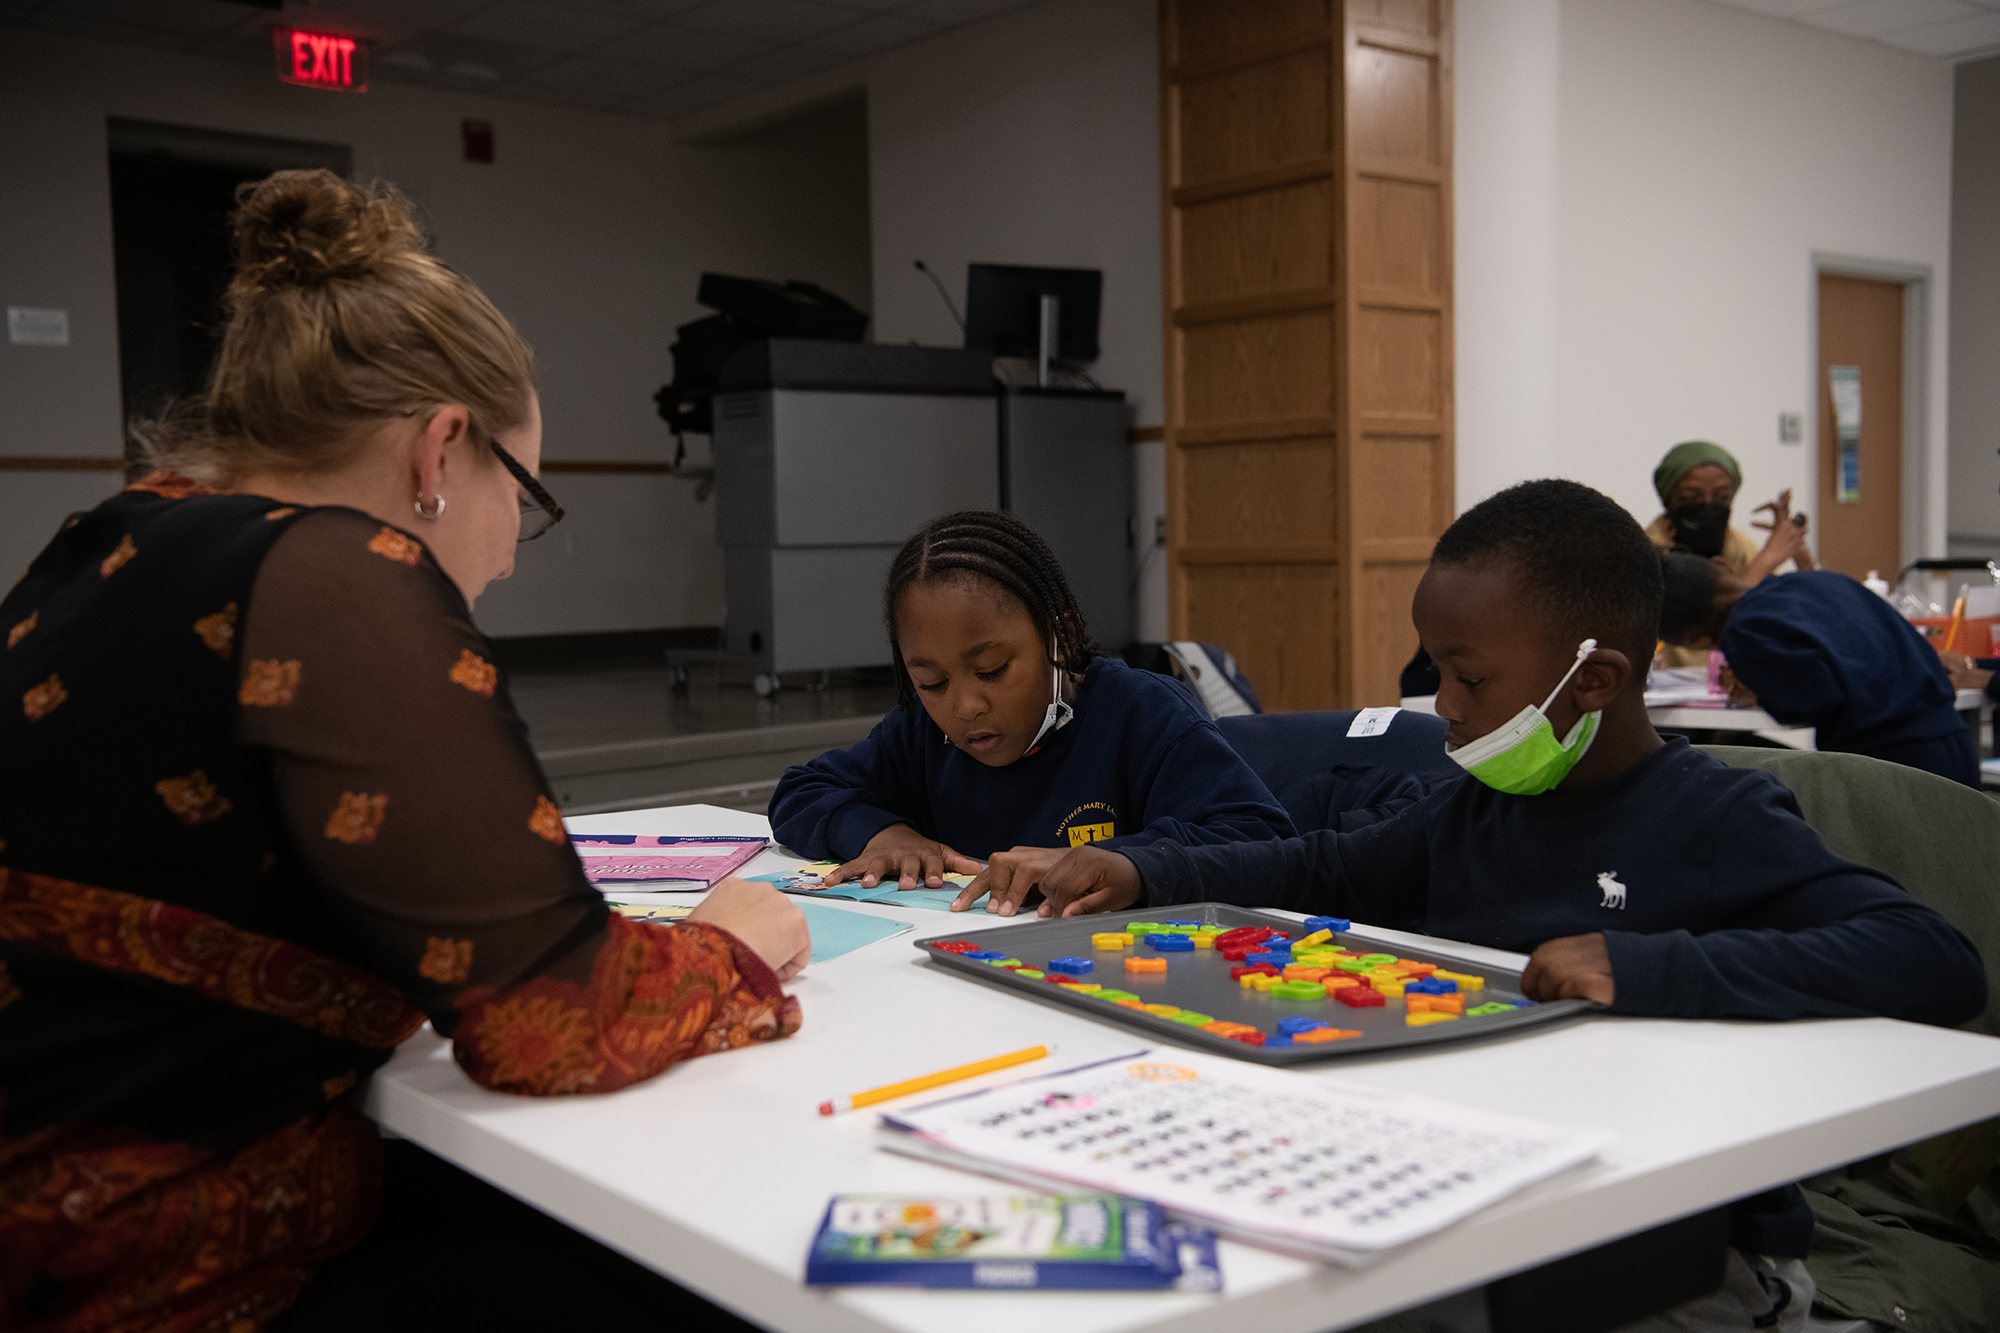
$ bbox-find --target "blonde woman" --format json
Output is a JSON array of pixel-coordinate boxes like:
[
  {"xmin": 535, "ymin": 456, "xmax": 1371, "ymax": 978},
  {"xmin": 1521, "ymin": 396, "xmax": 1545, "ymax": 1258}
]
[{"xmin": 0, "ymin": 171, "xmax": 807, "ymax": 1331}]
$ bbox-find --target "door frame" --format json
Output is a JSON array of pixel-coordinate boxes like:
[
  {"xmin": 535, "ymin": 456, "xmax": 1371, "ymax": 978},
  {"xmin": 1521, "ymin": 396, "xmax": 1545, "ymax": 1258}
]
[{"xmin": 1808, "ymin": 252, "xmax": 1936, "ymax": 570}]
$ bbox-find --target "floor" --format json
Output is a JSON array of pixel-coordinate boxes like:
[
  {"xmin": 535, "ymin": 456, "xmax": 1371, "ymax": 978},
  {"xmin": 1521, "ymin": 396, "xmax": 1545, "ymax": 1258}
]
[{"xmin": 509, "ymin": 659, "xmax": 899, "ymax": 816}]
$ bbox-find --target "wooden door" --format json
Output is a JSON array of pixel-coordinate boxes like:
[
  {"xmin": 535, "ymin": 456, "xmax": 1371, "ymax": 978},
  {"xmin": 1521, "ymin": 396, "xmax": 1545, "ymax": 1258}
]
[
  {"xmin": 1815, "ymin": 274, "xmax": 1902, "ymax": 579},
  {"xmin": 1160, "ymin": 0, "xmax": 1452, "ymax": 710}
]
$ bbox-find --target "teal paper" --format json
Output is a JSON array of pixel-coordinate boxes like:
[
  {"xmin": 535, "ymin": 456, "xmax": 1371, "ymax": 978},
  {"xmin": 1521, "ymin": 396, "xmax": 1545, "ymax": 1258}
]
[{"xmin": 799, "ymin": 901, "xmax": 914, "ymax": 963}]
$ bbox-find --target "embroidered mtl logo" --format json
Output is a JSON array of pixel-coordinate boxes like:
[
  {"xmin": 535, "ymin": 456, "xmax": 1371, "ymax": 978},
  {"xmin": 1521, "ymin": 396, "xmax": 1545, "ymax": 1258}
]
[{"xmin": 1596, "ymin": 872, "xmax": 1628, "ymax": 910}]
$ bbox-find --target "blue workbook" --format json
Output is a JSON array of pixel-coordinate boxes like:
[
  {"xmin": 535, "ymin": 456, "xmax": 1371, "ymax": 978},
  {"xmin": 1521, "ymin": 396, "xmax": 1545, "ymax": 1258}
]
[{"xmin": 805, "ymin": 1191, "xmax": 1219, "ymax": 1290}]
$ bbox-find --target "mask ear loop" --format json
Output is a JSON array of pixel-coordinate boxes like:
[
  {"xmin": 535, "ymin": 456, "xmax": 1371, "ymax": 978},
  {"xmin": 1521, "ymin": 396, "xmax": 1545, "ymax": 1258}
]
[{"xmin": 1538, "ymin": 639, "xmax": 1599, "ymax": 714}]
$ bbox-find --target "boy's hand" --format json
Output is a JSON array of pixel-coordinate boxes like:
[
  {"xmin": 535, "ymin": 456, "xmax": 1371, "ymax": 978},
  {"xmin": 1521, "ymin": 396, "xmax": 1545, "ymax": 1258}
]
[
  {"xmin": 685, "ymin": 878, "xmax": 812, "ymax": 982},
  {"xmin": 952, "ymin": 845, "xmax": 1067, "ymax": 915},
  {"xmin": 1033, "ymin": 847, "xmax": 1144, "ymax": 918},
  {"xmin": 1716, "ymin": 663, "xmax": 1758, "ymax": 709},
  {"xmin": 1520, "ymin": 933, "xmax": 1615, "ymax": 1006},
  {"xmin": 827, "ymin": 825, "xmax": 981, "ymax": 890}
]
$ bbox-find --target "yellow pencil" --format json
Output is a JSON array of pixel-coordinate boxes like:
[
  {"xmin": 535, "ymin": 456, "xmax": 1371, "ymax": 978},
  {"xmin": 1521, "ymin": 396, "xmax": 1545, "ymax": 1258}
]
[
  {"xmin": 817, "ymin": 1044, "xmax": 1055, "ymax": 1116},
  {"xmin": 1943, "ymin": 595, "xmax": 1967, "ymax": 655}
]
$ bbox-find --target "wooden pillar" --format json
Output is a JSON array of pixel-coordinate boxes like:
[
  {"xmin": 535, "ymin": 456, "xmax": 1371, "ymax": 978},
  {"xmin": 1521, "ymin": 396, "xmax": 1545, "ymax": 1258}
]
[{"xmin": 1161, "ymin": 0, "xmax": 1453, "ymax": 710}]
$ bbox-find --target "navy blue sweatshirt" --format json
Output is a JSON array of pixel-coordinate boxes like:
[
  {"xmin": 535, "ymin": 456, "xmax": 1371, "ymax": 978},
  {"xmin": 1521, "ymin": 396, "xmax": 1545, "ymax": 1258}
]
[
  {"xmin": 1722, "ymin": 571, "xmax": 1964, "ymax": 759},
  {"xmin": 1121, "ymin": 739, "xmax": 1984, "ymax": 1027},
  {"xmin": 769, "ymin": 657, "xmax": 1295, "ymax": 861}
]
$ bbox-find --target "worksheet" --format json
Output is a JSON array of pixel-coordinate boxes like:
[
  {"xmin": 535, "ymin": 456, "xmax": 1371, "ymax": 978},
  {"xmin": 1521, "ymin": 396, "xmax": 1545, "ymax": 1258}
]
[{"xmin": 881, "ymin": 1049, "xmax": 1610, "ymax": 1260}]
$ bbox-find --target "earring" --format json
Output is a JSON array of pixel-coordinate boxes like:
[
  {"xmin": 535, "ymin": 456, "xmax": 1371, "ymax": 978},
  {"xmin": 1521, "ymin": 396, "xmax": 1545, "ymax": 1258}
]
[{"xmin": 415, "ymin": 493, "xmax": 446, "ymax": 520}]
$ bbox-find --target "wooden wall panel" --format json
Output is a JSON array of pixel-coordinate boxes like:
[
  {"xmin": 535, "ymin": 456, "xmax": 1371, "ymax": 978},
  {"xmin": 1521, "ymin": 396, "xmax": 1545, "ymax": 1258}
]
[
  {"xmin": 1162, "ymin": 0, "xmax": 1452, "ymax": 711},
  {"xmin": 1179, "ymin": 438, "xmax": 1340, "ymax": 548}
]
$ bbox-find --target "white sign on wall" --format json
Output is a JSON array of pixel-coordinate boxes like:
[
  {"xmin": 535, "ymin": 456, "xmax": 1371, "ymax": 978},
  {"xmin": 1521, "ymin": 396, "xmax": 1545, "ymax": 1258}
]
[{"xmin": 8, "ymin": 307, "xmax": 70, "ymax": 346}]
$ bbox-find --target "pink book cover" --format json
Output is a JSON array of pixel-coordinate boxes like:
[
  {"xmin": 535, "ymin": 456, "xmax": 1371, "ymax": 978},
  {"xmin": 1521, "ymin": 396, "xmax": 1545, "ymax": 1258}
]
[{"xmin": 572, "ymin": 835, "xmax": 766, "ymax": 888}]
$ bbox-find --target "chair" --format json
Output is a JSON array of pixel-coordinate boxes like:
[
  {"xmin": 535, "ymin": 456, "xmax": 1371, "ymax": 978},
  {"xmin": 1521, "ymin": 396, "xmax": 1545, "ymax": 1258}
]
[
  {"xmin": 1698, "ymin": 745, "xmax": 2000, "ymax": 1037},
  {"xmin": 1218, "ymin": 710, "xmax": 1458, "ymax": 834}
]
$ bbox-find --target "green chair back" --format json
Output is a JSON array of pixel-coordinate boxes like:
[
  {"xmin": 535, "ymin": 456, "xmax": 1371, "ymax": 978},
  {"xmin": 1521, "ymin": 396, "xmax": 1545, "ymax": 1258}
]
[{"xmin": 1699, "ymin": 746, "xmax": 2000, "ymax": 1038}]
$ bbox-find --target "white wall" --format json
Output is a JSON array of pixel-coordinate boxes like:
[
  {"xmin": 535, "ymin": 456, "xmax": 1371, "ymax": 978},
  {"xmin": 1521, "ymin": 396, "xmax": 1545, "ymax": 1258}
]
[
  {"xmin": 1457, "ymin": 0, "xmax": 1955, "ymax": 558},
  {"xmin": 1950, "ymin": 56, "xmax": 2000, "ymax": 558},
  {"xmin": 0, "ymin": 27, "xmax": 871, "ymax": 638}
]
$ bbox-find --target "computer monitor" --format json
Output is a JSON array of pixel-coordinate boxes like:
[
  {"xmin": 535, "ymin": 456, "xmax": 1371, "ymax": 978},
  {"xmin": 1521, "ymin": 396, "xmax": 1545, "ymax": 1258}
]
[{"xmin": 963, "ymin": 263, "xmax": 1102, "ymax": 362}]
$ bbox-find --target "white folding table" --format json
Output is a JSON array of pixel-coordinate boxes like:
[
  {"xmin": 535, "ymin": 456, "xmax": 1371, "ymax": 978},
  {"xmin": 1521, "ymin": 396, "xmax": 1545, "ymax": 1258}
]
[{"xmin": 366, "ymin": 804, "xmax": 2000, "ymax": 1333}]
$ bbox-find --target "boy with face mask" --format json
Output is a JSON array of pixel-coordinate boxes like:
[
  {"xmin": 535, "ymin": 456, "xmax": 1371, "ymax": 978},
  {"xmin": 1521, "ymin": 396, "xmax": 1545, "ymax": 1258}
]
[
  {"xmin": 1647, "ymin": 441, "xmax": 1814, "ymax": 669},
  {"xmin": 1003, "ymin": 480, "xmax": 1986, "ymax": 1328}
]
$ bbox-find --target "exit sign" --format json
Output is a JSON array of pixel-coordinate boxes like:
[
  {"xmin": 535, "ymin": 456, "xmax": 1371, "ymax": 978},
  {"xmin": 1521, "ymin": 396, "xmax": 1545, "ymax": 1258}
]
[{"xmin": 273, "ymin": 27, "xmax": 368, "ymax": 92}]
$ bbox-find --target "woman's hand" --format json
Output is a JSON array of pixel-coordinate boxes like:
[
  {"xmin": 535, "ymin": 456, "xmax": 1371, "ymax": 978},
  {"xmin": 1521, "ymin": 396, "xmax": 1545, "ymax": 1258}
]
[
  {"xmin": 686, "ymin": 878, "xmax": 812, "ymax": 982},
  {"xmin": 1520, "ymin": 933, "xmax": 1615, "ymax": 1005},
  {"xmin": 825, "ymin": 825, "xmax": 982, "ymax": 891},
  {"xmin": 951, "ymin": 845, "xmax": 1070, "ymax": 915},
  {"xmin": 1745, "ymin": 490, "xmax": 1811, "ymax": 581},
  {"xmin": 1026, "ymin": 847, "xmax": 1144, "ymax": 918}
]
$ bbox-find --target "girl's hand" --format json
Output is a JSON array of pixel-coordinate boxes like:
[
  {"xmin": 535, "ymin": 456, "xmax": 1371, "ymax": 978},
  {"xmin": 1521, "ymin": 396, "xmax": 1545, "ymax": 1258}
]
[
  {"xmin": 1030, "ymin": 847, "xmax": 1144, "ymax": 918},
  {"xmin": 685, "ymin": 878, "xmax": 812, "ymax": 982},
  {"xmin": 827, "ymin": 825, "xmax": 982, "ymax": 891},
  {"xmin": 1520, "ymin": 932, "xmax": 1614, "ymax": 1005},
  {"xmin": 952, "ymin": 845, "xmax": 1069, "ymax": 915}
]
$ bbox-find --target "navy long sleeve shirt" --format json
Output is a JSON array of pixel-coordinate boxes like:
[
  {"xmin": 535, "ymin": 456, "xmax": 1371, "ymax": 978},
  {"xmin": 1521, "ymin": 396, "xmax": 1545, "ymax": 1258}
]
[
  {"xmin": 1722, "ymin": 571, "xmax": 1963, "ymax": 756},
  {"xmin": 769, "ymin": 657, "xmax": 1295, "ymax": 861},
  {"xmin": 1121, "ymin": 739, "xmax": 1984, "ymax": 1026}
]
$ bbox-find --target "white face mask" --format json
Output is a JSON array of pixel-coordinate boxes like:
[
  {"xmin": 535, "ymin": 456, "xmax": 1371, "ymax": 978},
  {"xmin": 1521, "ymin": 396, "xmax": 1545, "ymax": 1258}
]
[{"xmin": 1023, "ymin": 638, "xmax": 1074, "ymax": 757}]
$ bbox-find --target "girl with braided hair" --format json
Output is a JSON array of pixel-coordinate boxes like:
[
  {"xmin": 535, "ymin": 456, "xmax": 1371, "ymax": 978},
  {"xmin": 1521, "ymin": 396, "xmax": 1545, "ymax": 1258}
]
[{"xmin": 769, "ymin": 511, "xmax": 1293, "ymax": 915}]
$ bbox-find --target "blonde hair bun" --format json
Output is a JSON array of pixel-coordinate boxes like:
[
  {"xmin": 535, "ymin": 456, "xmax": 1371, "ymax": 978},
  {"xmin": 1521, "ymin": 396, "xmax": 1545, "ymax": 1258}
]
[{"xmin": 229, "ymin": 169, "xmax": 423, "ymax": 295}]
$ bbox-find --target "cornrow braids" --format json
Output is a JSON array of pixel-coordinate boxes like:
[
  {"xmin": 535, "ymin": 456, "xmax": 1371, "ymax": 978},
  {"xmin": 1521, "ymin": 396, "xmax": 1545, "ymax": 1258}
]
[{"xmin": 884, "ymin": 510, "xmax": 1102, "ymax": 707}]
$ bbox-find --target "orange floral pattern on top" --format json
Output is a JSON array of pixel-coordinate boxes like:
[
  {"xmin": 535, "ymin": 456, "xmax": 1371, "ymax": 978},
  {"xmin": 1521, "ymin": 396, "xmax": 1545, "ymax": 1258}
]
[
  {"xmin": 265, "ymin": 506, "xmax": 298, "ymax": 520},
  {"xmin": 192, "ymin": 602, "xmax": 237, "ymax": 657},
  {"xmin": 324, "ymin": 792, "xmax": 388, "ymax": 845},
  {"xmin": 453, "ymin": 916, "xmax": 801, "ymax": 1096},
  {"xmin": 528, "ymin": 794, "xmax": 566, "ymax": 844},
  {"xmin": 238, "ymin": 658, "xmax": 301, "ymax": 707},
  {"xmin": 124, "ymin": 470, "xmax": 211, "ymax": 500},
  {"xmin": 0, "ymin": 959, "xmax": 19, "ymax": 1012},
  {"xmin": 6, "ymin": 611, "xmax": 34, "ymax": 649},
  {"xmin": 0, "ymin": 1104, "xmax": 381, "ymax": 1333},
  {"xmin": 99, "ymin": 534, "xmax": 137, "ymax": 578},
  {"xmin": 366, "ymin": 526, "xmax": 422, "ymax": 566},
  {"xmin": 0, "ymin": 867, "xmax": 424, "ymax": 1047},
  {"xmin": 154, "ymin": 771, "xmax": 232, "ymax": 826},
  {"xmin": 419, "ymin": 936, "xmax": 474, "ymax": 985},
  {"xmin": 23, "ymin": 674, "xmax": 66, "ymax": 721},
  {"xmin": 449, "ymin": 648, "xmax": 498, "ymax": 696}
]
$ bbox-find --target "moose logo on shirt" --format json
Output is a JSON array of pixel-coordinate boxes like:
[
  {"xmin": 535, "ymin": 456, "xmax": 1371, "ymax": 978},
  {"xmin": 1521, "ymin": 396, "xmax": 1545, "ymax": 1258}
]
[
  {"xmin": 1596, "ymin": 872, "xmax": 1628, "ymax": 910},
  {"xmin": 1058, "ymin": 801, "xmax": 1118, "ymax": 847}
]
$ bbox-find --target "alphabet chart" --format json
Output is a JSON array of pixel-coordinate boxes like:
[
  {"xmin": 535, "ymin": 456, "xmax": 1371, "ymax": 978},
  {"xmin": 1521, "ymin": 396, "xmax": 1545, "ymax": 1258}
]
[{"xmin": 881, "ymin": 1049, "xmax": 1610, "ymax": 1260}]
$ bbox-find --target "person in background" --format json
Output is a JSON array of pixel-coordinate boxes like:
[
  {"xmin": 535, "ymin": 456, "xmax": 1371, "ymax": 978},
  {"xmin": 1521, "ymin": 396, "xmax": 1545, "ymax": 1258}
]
[
  {"xmin": 1658, "ymin": 552, "xmax": 1980, "ymax": 787},
  {"xmin": 1647, "ymin": 440, "xmax": 1814, "ymax": 668},
  {"xmin": 1941, "ymin": 651, "xmax": 2000, "ymax": 707}
]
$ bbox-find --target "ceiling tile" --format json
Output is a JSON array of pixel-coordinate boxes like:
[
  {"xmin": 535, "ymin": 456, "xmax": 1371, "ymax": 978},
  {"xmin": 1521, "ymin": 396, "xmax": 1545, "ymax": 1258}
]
[
  {"xmin": 615, "ymin": 21, "xmax": 762, "ymax": 68},
  {"xmin": 281, "ymin": 0, "xmax": 494, "ymax": 32},
  {"xmin": 725, "ymin": 41, "xmax": 853, "ymax": 83},
  {"xmin": 674, "ymin": 0, "xmax": 854, "ymax": 43},
  {"xmin": 24, "ymin": 0, "xmax": 257, "ymax": 41},
  {"xmin": 379, "ymin": 32, "xmax": 558, "ymax": 80},
  {"xmin": 897, "ymin": 0, "xmax": 1036, "ymax": 26},
  {"xmin": 520, "ymin": 50, "xmax": 676, "ymax": 96},
  {"xmin": 1802, "ymin": 0, "xmax": 1976, "ymax": 37},
  {"xmin": 448, "ymin": 1, "xmax": 642, "ymax": 51},
  {"xmin": 553, "ymin": 0, "xmax": 710, "ymax": 18},
  {"xmin": 1883, "ymin": 7, "xmax": 2000, "ymax": 50},
  {"xmin": 809, "ymin": 12, "xmax": 936, "ymax": 53},
  {"xmin": 635, "ymin": 68, "xmax": 759, "ymax": 110}
]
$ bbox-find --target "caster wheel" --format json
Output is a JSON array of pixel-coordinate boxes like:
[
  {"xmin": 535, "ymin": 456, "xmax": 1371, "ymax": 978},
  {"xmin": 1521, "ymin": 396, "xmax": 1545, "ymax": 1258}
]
[{"xmin": 754, "ymin": 673, "xmax": 780, "ymax": 699}]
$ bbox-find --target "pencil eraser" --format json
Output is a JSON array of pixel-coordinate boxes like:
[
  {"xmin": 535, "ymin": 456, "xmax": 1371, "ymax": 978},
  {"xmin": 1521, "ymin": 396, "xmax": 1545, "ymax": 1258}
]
[{"xmin": 817, "ymin": 1100, "xmax": 835, "ymax": 1116}]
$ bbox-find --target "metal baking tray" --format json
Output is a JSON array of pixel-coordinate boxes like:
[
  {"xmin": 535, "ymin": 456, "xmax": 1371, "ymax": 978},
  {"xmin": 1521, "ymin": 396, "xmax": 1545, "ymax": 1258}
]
[{"xmin": 914, "ymin": 904, "xmax": 1594, "ymax": 1065}]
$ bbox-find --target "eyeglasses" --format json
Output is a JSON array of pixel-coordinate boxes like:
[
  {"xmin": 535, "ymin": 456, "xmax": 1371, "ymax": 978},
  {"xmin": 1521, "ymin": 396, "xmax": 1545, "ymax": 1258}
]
[{"xmin": 488, "ymin": 437, "xmax": 565, "ymax": 542}]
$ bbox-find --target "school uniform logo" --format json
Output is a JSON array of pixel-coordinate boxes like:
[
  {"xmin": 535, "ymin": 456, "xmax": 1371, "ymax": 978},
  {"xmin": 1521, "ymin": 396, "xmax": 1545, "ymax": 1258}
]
[
  {"xmin": 1058, "ymin": 802, "xmax": 1118, "ymax": 847},
  {"xmin": 1596, "ymin": 872, "xmax": 1628, "ymax": 910}
]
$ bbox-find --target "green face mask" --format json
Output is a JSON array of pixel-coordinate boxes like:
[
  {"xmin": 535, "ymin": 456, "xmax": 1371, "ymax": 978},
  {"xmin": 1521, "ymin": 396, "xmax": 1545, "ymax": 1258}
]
[{"xmin": 1446, "ymin": 639, "xmax": 1601, "ymax": 795}]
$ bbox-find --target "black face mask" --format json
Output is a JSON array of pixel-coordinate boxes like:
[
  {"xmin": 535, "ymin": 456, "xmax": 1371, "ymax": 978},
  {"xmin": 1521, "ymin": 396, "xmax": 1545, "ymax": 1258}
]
[{"xmin": 1669, "ymin": 502, "xmax": 1731, "ymax": 558}]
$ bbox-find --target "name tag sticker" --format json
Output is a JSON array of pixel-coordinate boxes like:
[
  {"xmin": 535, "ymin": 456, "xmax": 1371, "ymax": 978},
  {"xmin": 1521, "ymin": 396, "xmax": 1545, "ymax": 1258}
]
[{"xmin": 1346, "ymin": 706, "xmax": 1400, "ymax": 739}]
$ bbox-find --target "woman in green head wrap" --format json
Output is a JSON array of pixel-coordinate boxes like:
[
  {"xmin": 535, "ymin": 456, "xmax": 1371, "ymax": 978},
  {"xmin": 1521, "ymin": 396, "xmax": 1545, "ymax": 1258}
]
[{"xmin": 1647, "ymin": 440, "xmax": 1813, "ymax": 666}]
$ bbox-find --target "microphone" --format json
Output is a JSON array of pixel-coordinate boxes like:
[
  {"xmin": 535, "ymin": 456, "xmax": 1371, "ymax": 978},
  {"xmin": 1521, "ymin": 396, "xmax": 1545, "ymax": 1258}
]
[{"xmin": 913, "ymin": 259, "xmax": 966, "ymax": 333}]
